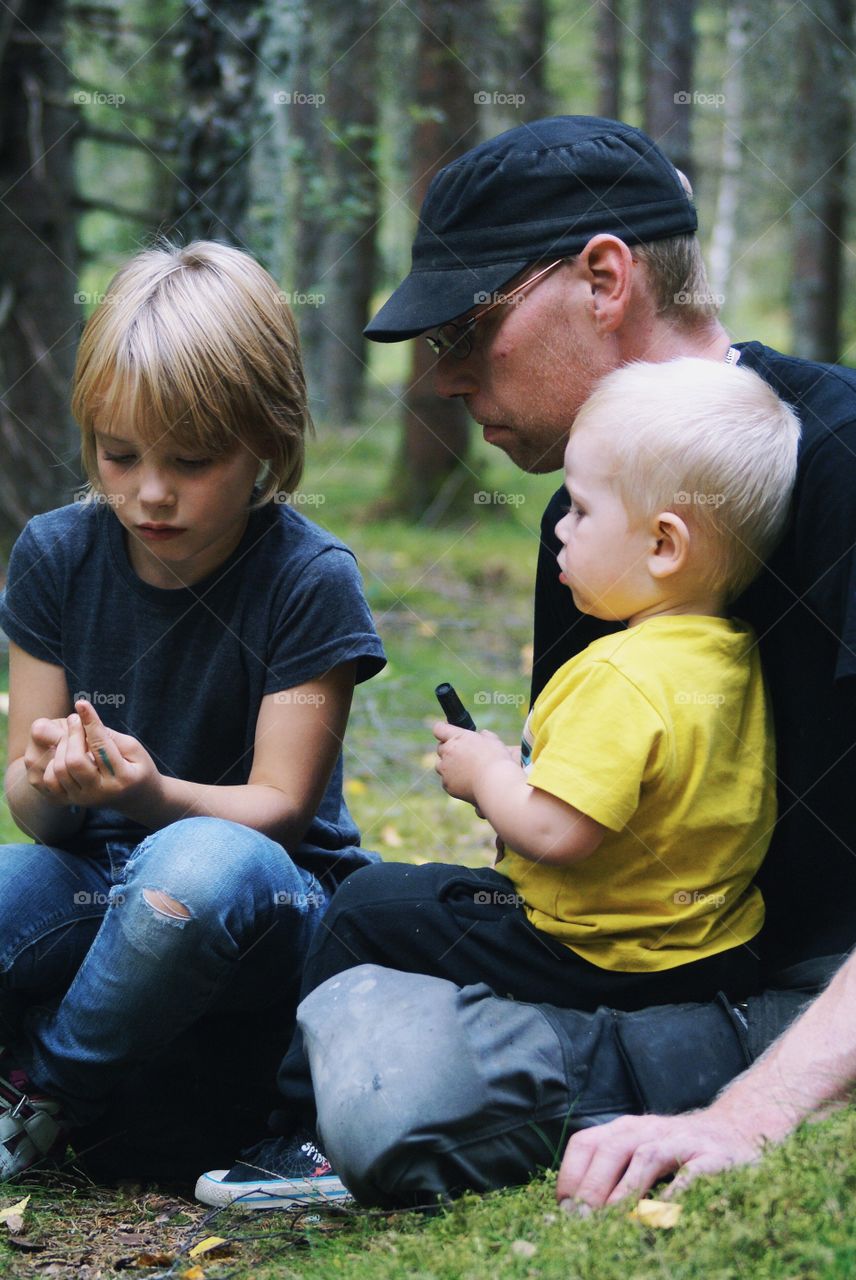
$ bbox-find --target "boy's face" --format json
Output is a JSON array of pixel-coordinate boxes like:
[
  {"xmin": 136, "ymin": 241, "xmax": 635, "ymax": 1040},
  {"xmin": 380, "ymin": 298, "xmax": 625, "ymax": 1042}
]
[
  {"xmin": 554, "ymin": 422, "xmax": 656, "ymax": 622},
  {"xmin": 94, "ymin": 419, "xmax": 260, "ymax": 588}
]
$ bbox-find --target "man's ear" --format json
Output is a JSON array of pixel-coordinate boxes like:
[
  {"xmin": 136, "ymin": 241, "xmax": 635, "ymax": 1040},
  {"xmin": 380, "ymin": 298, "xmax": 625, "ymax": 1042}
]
[
  {"xmin": 648, "ymin": 511, "xmax": 690, "ymax": 579},
  {"xmin": 577, "ymin": 235, "xmax": 636, "ymax": 334}
]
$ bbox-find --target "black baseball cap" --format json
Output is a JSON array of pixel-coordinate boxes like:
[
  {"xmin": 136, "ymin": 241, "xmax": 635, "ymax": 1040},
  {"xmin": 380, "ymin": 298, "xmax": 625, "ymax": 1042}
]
[{"xmin": 365, "ymin": 115, "xmax": 697, "ymax": 342}]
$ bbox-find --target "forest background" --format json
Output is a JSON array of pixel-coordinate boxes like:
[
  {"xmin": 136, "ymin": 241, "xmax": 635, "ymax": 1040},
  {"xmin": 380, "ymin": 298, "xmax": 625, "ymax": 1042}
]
[{"xmin": 0, "ymin": 3, "xmax": 855, "ymax": 1277}]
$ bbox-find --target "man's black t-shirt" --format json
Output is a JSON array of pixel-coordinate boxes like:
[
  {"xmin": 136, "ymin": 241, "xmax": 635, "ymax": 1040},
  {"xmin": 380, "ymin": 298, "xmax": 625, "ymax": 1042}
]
[{"xmin": 532, "ymin": 342, "xmax": 856, "ymax": 971}]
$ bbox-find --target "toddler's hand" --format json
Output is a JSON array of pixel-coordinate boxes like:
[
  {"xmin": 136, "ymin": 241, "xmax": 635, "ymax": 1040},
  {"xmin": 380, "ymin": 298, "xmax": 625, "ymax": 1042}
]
[{"xmin": 433, "ymin": 721, "xmax": 517, "ymax": 806}]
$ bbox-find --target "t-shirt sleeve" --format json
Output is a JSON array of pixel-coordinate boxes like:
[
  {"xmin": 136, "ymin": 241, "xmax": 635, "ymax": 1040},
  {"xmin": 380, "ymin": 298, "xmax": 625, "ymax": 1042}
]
[
  {"xmin": 527, "ymin": 659, "xmax": 666, "ymax": 831},
  {"xmin": 263, "ymin": 544, "xmax": 386, "ymax": 694},
  {"xmin": 0, "ymin": 520, "xmax": 64, "ymax": 666}
]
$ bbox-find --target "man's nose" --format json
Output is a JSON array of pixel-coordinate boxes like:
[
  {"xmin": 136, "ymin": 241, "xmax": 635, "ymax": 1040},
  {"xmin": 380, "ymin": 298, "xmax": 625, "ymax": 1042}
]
[{"xmin": 432, "ymin": 353, "xmax": 479, "ymax": 399}]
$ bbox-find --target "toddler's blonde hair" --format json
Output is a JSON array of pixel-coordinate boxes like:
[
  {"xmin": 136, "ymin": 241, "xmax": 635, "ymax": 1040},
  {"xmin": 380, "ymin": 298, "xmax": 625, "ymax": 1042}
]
[{"xmin": 573, "ymin": 357, "xmax": 801, "ymax": 599}]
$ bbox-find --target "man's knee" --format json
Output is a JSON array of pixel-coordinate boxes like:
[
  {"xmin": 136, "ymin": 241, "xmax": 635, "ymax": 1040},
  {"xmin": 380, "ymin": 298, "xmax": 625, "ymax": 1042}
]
[{"xmin": 297, "ymin": 964, "xmax": 571, "ymax": 1206}]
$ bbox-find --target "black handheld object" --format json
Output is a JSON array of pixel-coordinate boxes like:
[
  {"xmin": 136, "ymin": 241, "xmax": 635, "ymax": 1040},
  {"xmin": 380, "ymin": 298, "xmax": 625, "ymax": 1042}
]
[{"xmin": 435, "ymin": 682, "xmax": 477, "ymax": 732}]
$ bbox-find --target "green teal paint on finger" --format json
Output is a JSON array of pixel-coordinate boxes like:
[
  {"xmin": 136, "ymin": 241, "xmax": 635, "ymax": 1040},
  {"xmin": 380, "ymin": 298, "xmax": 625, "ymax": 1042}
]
[{"xmin": 97, "ymin": 746, "xmax": 116, "ymax": 777}]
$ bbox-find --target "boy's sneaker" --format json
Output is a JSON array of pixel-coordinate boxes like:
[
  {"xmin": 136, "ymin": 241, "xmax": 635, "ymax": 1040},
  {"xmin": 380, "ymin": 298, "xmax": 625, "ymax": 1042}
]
[
  {"xmin": 195, "ymin": 1133, "xmax": 352, "ymax": 1210},
  {"xmin": 0, "ymin": 1051, "xmax": 65, "ymax": 1180}
]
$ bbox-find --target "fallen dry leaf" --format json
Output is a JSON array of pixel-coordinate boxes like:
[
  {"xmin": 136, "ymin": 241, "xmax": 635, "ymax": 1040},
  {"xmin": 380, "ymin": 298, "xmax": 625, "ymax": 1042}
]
[
  {"xmin": 0, "ymin": 1195, "xmax": 29, "ymax": 1224},
  {"xmin": 630, "ymin": 1198, "xmax": 683, "ymax": 1229},
  {"xmin": 181, "ymin": 1268, "xmax": 205, "ymax": 1280},
  {"xmin": 188, "ymin": 1235, "xmax": 232, "ymax": 1258}
]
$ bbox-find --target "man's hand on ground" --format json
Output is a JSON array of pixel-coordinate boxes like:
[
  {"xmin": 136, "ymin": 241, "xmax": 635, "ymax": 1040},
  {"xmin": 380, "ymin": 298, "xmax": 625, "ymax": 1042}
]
[{"xmin": 556, "ymin": 1111, "xmax": 764, "ymax": 1210}]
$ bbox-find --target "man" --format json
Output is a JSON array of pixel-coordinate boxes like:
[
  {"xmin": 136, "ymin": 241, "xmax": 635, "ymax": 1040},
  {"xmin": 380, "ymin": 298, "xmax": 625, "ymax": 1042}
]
[{"xmin": 197, "ymin": 116, "xmax": 856, "ymax": 1210}]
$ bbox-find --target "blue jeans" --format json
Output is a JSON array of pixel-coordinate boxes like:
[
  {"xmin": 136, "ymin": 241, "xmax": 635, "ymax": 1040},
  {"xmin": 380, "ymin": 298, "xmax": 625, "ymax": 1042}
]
[{"xmin": 0, "ymin": 817, "xmax": 328, "ymax": 1126}]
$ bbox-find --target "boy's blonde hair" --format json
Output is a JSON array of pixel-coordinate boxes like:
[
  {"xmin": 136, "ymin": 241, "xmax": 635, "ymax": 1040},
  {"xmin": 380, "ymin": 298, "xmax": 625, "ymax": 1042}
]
[
  {"xmin": 73, "ymin": 240, "xmax": 310, "ymax": 504},
  {"xmin": 573, "ymin": 357, "xmax": 801, "ymax": 599}
]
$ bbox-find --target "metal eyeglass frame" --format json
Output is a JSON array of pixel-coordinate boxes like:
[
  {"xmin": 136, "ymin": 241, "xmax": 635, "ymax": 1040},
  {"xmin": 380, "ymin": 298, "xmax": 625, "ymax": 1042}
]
[{"xmin": 424, "ymin": 257, "xmax": 566, "ymax": 360}]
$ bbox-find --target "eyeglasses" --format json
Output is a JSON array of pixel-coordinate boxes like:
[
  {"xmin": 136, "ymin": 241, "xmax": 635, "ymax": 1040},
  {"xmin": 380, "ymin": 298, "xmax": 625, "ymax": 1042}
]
[{"xmin": 424, "ymin": 258, "xmax": 566, "ymax": 360}]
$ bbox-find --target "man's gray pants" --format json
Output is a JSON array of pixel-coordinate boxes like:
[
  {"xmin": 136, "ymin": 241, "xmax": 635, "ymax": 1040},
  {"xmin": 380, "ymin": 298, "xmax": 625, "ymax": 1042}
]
[{"xmin": 297, "ymin": 956, "xmax": 842, "ymax": 1208}]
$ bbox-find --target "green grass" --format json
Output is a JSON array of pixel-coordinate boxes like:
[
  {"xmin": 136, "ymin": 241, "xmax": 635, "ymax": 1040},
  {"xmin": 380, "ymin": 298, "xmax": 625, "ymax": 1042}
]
[{"xmin": 1, "ymin": 415, "xmax": 853, "ymax": 1276}]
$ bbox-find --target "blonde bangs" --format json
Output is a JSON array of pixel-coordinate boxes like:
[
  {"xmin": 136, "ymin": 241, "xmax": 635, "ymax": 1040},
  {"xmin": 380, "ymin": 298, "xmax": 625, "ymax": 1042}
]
[{"xmin": 73, "ymin": 241, "xmax": 310, "ymax": 501}]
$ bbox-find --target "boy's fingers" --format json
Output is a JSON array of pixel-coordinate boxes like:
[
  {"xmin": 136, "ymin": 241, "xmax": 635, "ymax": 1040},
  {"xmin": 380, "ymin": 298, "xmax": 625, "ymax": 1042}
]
[
  {"xmin": 30, "ymin": 717, "xmax": 66, "ymax": 749},
  {"xmin": 77, "ymin": 700, "xmax": 118, "ymax": 777}
]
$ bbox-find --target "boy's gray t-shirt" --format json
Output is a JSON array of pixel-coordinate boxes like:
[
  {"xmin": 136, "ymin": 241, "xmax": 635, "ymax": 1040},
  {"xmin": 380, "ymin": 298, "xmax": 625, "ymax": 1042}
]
[{"xmin": 0, "ymin": 499, "xmax": 386, "ymax": 886}]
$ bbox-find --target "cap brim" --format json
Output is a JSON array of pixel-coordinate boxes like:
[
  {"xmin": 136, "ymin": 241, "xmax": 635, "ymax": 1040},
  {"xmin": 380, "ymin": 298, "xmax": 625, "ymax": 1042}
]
[{"xmin": 364, "ymin": 260, "xmax": 531, "ymax": 342}]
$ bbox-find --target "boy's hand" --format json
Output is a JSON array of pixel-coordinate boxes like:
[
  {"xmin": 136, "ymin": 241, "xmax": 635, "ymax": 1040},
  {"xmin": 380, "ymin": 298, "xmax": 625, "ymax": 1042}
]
[
  {"xmin": 35, "ymin": 700, "xmax": 161, "ymax": 810},
  {"xmin": 433, "ymin": 721, "xmax": 518, "ymax": 806},
  {"xmin": 23, "ymin": 717, "xmax": 75, "ymax": 803}
]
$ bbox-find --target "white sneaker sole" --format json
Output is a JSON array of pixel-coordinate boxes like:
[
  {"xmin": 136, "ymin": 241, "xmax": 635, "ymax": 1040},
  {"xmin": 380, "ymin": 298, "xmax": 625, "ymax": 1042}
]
[{"xmin": 194, "ymin": 1168, "xmax": 352, "ymax": 1210}]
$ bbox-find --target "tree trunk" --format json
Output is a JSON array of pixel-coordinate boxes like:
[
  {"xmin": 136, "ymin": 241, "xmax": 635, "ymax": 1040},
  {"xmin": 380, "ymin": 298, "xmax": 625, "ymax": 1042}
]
[
  {"xmin": 516, "ymin": 0, "xmax": 550, "ymax": 121},
  {"xmin": 164, "ymin": 0, "xmax": 267, "ymax": 245},
  {"xmin": 316, "ymin": 0, "xmax": 380, "ymax": 426},
  {"xmin": 640, "ymin": 0, "xmax": 695, "ymax": 181},
  {"xmin": 707, "ymin": 1, "xmax": 747, "ymax": 308},
  {"xmin": 595, "ymin": 0, "xmax": 621, "ymax": 121},
  {"xmin": 390, "ymin": 0, "xmax": 483, "ymax": 521},
  {"xmin": 0, "ymin": 0, "xmax": 80, "ymax": 547},
  {"xmin": 790, "ymin": 0, "xmax": 852, "ymax": 362}
]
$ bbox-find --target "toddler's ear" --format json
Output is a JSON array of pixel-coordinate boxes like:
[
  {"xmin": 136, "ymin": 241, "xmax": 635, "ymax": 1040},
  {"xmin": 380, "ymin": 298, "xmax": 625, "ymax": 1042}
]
[{"xmin": 649, "ymin": 512, "xmax": 690, "ymax": 578}]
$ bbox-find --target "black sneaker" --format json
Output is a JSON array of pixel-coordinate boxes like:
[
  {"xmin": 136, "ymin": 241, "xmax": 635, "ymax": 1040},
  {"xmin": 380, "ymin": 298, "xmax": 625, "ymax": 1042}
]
[{"xmin": 194, "ymin": 1134, "xmax": 351, "ymax": 1210}]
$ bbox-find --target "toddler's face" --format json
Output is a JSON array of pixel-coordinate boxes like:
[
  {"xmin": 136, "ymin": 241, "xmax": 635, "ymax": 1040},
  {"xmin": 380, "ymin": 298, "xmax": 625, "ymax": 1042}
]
[{"xmin": 554, "ymin": 424, "xmax": 656, "ymax": 622}]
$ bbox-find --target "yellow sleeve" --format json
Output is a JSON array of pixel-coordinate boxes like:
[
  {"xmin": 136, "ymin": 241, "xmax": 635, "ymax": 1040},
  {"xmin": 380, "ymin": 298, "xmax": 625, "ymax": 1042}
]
[{"xmin": 527, "ymin": 659, "xmax": 668, "ymax": 831}]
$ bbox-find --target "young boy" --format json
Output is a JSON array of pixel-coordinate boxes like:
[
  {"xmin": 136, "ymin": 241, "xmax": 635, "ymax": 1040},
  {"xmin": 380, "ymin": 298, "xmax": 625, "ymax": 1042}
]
[{"xmin": 435, "ymin": 356, "xmax": 801, "ymax": 1003}]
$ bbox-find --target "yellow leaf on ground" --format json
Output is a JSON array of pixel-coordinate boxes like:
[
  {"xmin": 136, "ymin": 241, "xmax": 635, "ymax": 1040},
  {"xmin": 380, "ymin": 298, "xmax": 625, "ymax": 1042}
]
[
  {"xmin": 181, "ymin": 1268, "xmax": 205, "ymax": 1280},
  {"xmin": 188, "ymin": 1236, "xmax": 230, "ymax": 1258},
  {"xmin": 344, "ymin": 778, "xmax": 367, "ymax": 796},
  {"xmin": 380, "ymin": 824, "xmax": 403, "ymax": 847},
  {"xmin": 630, "ymin": 1198, "xmax": 682, "ymax": 1228},
  {"xmin": 0, "ymin": 1196, "xmax": 29, "ymax": 1224}
]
